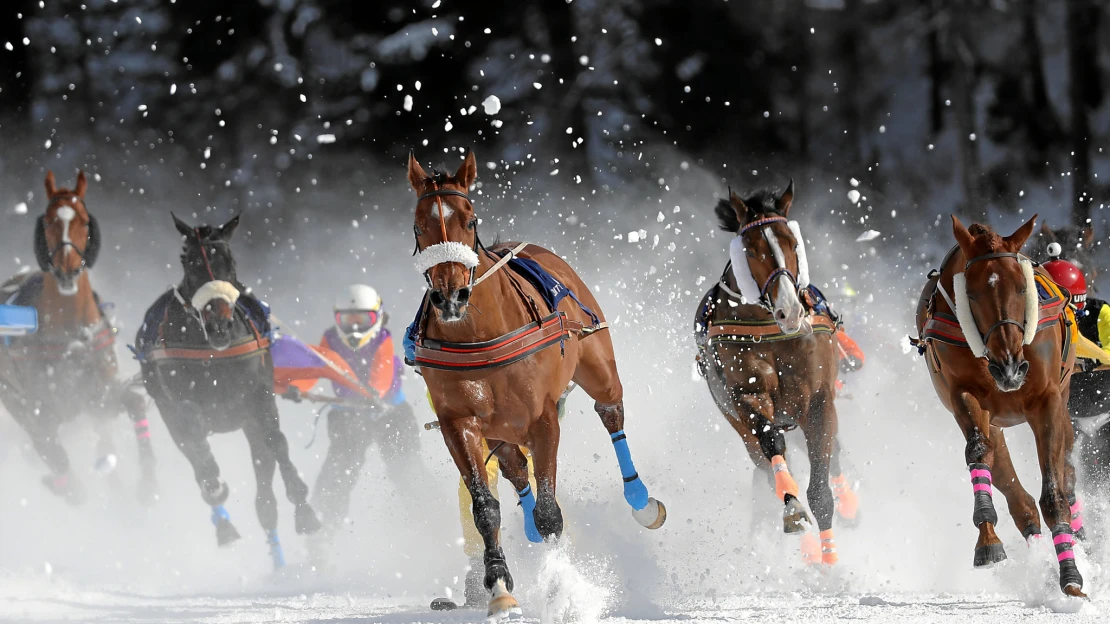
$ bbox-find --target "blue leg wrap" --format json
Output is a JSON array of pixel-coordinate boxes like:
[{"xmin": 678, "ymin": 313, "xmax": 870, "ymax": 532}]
[
  {"xmin": 517, "ymin": 485, "xmax": 543, "ymax": 543},
  {"xmin": 210, "ymin": 505, "xmax": 230, "ymax": 526},
  {"xmin": 612, "ymin": 430, "xmax": 649, "ymax": 510},
  {"xmin": 267, "ymin": 530, "xmax": 286, "ymax": 569}
]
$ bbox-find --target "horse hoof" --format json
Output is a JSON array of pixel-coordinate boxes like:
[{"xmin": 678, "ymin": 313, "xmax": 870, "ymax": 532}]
[
  {"xmin": 800, "ymin": 532, "xmax": 821, "ymax": 565},
  {"xmin": 1060, "ymin": 559, "xmax": 1085, "ymax": 597},
  {"xmin": 973, "ymin": 542, "xmax": 1007, "ymax": 568},
  {"xmin": 215, "ymin": 519, "xmax": 241, "ymax": 547},
  {"xmin": 783, "ymin": 496, "xmax": 811, "ymax": 534},
  {"xmin": 1063, "ymin": 584, "xmax": 1087, "ymax": 599},
  {"xmin": 632, "ymin": 497, "xmax": 667, "ymax": 530},
  {"xmin": 295, "ymin": 504, "xmax": 322, "ymax": 535},
  {"xmin": 201, "ymin": 481, "xmax": 230, "ymax": 506},
  {"xmin": 1074, "ymin": 527, "xmax": 1088, "ymax": 543},
  {"xmin": 486, "ymin": 579, "xmax": 522, "ymax": 620},
  {"xmin": 430, "ymin": 597, "xmax": 460, "ymax": 611}
]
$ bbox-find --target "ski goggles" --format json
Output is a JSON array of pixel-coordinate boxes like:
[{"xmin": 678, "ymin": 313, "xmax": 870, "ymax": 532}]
[{"xmin": 335, "ymin": 309, "xmax": 379, "ymax": 333}]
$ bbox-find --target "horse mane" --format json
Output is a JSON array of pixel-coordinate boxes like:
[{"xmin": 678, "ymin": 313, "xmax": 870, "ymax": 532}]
[
  {"xmin": 715, "ymin": 190, "xmax": 781, "ymax": 233},
  {"xmin": 430, "ymin": 169, "xmax": 452, "ymax": 187}
]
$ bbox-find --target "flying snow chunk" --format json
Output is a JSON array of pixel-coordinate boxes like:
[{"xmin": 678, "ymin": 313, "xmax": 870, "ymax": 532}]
[
  {"xmin": 14, "ymin": 202, "xmax": 28, "ymax": 215},
  {"xmin": 847, "ymin": 189, "xmax": 861, "ymax": 204},
  {"xmin": 533, "ymin": 82, "xmax": 542, "ymax": 90},
  {"xmin": 44, "ymin": 139, "xmax": 51, "ymax": 149},
  {"xmin": 403, "ymin": 95, "xmax": 413, "ymax": 111},
  {"xmin": 170, "ymin": 83, "xmax": 177, "ymax": 95},
  {"xmin": 316, "ymin": 134, "xmax": 336, "ymax": 144},
  {"xmin": 482, "ymin": 95, "xmax": 501, "ymax": 115},
  {"xmin": 657, "ymin": 211, "xmax": 665, "ymax": 223},
  {"xmin": 850, "ymin": 178, "xmax": 860, "ymax": 187},
  {"xmin": 444, "ymin": 121, "xmax": 453, "ymax": 132},
  {"xmin": 855, "ymin": 230, "xmax": 880, "ymax": 242},
  {"xmin": 628, "ymin": 231, "xmax": 641, "ymax": 243},
  {"xmin": 4, "ymin": 42, "xmax": 12, "ymax": 52}
]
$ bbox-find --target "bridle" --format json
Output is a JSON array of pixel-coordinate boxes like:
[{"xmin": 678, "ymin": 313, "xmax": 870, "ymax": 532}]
[
  {"xmin": 413, "ymin": 179, "xmax": 481, "ymax": 289},
  {"xmin": 35, "ymin": 194, "xmax": 99, "ymax": 281},
  {"xmin": 959, "ymin": 251, "xmax": 1035, "ymax": 351},
  {"xmin": 732, "ymin": 215, "xmax": 802, "ymax": 311}
]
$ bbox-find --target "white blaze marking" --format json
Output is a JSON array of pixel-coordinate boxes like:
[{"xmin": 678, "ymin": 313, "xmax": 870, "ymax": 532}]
[
  {"xmin": 434, "ymin": 200, "xmax": 455, "ymax": 220},
  {"xmin": 56, "ymin": 206, "xmax": 76, "ymax": 244},
  {"xmin": 988, "ymin": 273, "xmax": 999, "ymax": 287},
  {"xmin": 763, "ymin": 227, "xmax": 787, "ymax": 269}
]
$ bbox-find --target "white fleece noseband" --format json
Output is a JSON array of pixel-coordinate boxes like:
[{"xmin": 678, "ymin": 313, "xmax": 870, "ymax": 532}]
[
  {"xmin": 191, "ymin": 280, "xmax": 240, "ymax": 310},
  {"xmin": 414, "ymin": 241, "xmax": 479, "ymax": 274},
  {"xmin": 726, "ymin": 219, "xmax": 810, "ymax": 304},
  {"xmin": 952, "ymin": 256, "xmax": 1038, "ymax": 358}
]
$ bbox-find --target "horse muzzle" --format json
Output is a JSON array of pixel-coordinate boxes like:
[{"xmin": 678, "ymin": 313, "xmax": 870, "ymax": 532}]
[
  {"xmin": 201, "ymin": 299, "xmax": 236, "ymax": 351},
  {"xmin": 429, "ymin": 286, "xmax": 471, "ymax": 322},
  {"xmin": 987, "ymin": 355, "xmax": 1029, "ymax": 392}
]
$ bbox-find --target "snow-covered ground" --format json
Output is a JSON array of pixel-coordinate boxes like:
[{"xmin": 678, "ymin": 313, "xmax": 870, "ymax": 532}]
[{"xmin": 1, "ymin": 174, "xmax": 1108, "ymax": 623}]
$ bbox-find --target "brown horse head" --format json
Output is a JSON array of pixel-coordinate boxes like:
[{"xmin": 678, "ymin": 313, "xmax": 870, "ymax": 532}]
[
  {"xmin": 35, "ymin": 170, "xmax": 100, "ymax": 296},
  {"xmin": 951, "ymin": 214, "xmax": 1038, "ymax": 392},
  {"xmin": 408, "ymin": 149, "xmax": 479, "ymax": 322},
  {"xmin": 717, "ymin": 180, "xmax": 807, "ymax": 332}
]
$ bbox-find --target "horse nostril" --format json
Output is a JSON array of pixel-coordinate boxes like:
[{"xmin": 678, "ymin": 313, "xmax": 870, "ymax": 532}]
[
  {"xmin": 1017, "ymin": 361, "xmax": 1030, "ymax": 377},
  {"xmin": 457, "ymin": 287, "xmax": 472, "ymax": 305},
  {"xmin": 429, "ymin": 290, "xmax": 446, "ymax": 308}
]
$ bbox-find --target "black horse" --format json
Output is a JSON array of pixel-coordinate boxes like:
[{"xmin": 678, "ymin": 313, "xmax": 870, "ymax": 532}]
[{"xmin": 134, "ymin": 214, "xmax": 321, "ymax": 569}]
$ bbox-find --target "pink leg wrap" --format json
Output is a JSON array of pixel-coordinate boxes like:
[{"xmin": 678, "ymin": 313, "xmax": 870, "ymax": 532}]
[
  {"xmin": 1070, "ymin": 499, "xmax": 1084, "ymax": 532},
  {"xmin": 134, "ymin": 419, "xmax": 151, "ymax": 440}
]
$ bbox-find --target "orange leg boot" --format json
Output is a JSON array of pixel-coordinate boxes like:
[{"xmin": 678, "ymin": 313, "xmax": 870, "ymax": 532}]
[
  {"xmin": 831, "ymin": 474, "xmax": 859, "ymax": 524},
  {"xmin": 820, "ymin": 529, "xmax": 838, "ymax": 565},
  {"xmin": 800, "ymin": 531, "xmax": 821, "ymax": 565},
  {"xmin": 772, "ymin": 455, "xmax": 811, "ymax": 533}
]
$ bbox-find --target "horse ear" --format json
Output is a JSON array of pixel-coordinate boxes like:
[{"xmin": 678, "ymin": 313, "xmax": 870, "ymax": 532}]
[
  {"xmin": 455, "ymin": 149, "xmax": 478, "ymax": 189},
  {"xmin": 776, "ymin": 178, "xmax": 794, "ymax": 216},
  {"xmin": 219, "ymin": 214, "xmax": 240, "ymax": 240},
  {"xmin": 75, "ymin": 170, "xmax": 88, "ymax": 197},
  {"xmin": 407, "ymin": 151, "xmax": 429, "ymax": 194},
  {"xmin": 951, "ymin": 215, "xmax": 975, "ymax": 257},
  {"xmin": 44, "ymin": 171, "xmax": 57, "ymax": 198},
  {"xmin": 1039, "ymin": 221, "xmax": 1056, "ymax": 242},
  {"xmin": 171, "ymin": 212, "xmax": 193, "ymax": 239},
  {"xmin": 1082, "ymin": 224, "xmax": 1095, "ymax": 249},
  {"xmin": 1004, "ymin": 214, "xmax": 1038, "ymax": 252},
  {"xmin": 729, "ymin": 191, "xmax": 751, "ymax": 222}
]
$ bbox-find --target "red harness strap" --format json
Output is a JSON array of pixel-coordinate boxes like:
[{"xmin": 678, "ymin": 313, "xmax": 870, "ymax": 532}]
[{"xmin": 414, "ymin": 311, "xmax": 583, "ymax": 371}]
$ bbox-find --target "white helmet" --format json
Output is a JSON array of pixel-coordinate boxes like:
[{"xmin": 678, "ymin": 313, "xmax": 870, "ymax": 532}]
[{"xmin": 334, "ymin": 284, "xmax": 384, "ymax": 348}]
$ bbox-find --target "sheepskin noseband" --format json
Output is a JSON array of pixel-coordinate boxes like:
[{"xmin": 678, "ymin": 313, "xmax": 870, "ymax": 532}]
[
  {"xmin": 953, "ymin": 255, "xmax": 1037, "ymax": 358},
  {"xmin": 191, "ymin": 280, "xmax": 240, "ymax": 310},
  {"xmin": 414, "ymin": 241, "xmax": 479, "ymax": 275}
]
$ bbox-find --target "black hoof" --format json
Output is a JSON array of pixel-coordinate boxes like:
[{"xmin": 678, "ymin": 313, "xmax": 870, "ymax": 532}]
[
  {"xmin": 295, "ymin": 504, "xmax": 322, "ymax": 535},
  {"xmin": 430, "ymin": 598, "xmax": 459, "ymax": 611},
  {"xmin": 483, "ymin": 558, "xmax": 514, "ymax": 595},
  {"xmin": 783, "ymin": 494, "xmax": 811, "ymax": 534},
  {"xmin": 1059, "ymin": 559, "xmax": 1084, "ymax": 596},
  {"xmin": 215, "ymin": 518, "xmax": 241, "ymax": 547},
  {"xmin": 973, "ymin": 542, "xmax": 1007, "ymax": 568},
  {"xmin": 1021, "ymin": 525, "xmax": 1042, "ymax": 541}
]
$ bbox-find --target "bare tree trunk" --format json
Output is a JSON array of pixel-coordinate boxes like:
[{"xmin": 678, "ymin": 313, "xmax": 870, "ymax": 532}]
[
  {"xmin": 796, "ymin": 0, "xmax": 811, "ymax": 158},
  {"xmin": 842, "ymin": 0, "xmax": 863, "ymax": 164},
  {"xmin": 926, "ymin": 0, "xmax": 945, "ymax": 136},
  {"xmin": 1066, "ymin": 0, "xmax": 1101, "ymax": 227},
  {"xmin": 950, "ymin": 27, "xmax": 985, "ymax": 222}
]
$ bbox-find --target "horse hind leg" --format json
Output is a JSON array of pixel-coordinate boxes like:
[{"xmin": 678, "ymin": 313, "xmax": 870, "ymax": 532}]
[
  {"xmin": 802, "ymin": 391, "xmax": 838, "ymax": 565},
  {"xmin": 594, "ymin": 401, "xmax": 666, "ymax": 529},
  {"xmin": 252, "ymin": 395, "xmax": 321, "ymax": 535},
  {"xmin": 829, "ymin": 436, "xmax": 860, "ymax": 526},
  {"xmin": 491, "ymin": 441, "xmax": 543, "ymax": 543},
  {"xmin": 573, "ymin": 341, "xmax": 666, "ymax": 529},
  {"xmin": 245, "ymin": 422, "xmax": 283, "ymax": 570},
  {"xmin": 738, "ymin": 393, "xmax": 810, "ymax": 534},
  {"xmin": 12, "ymin": 405, "xmax": 85, "ymax": 505},
  {"xmin": 989, "ymin": 426, "xmax": 1042, "ymax": 541}
]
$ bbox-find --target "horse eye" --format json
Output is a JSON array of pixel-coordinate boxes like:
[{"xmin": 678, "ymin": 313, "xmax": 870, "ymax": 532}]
[
  {"xmin": 414, "ymin": 225, "xmax": 423, "ymax": 236},
  {"xmin": 467, "ymin": 219, "xmax": 477, "ymax": 231}
]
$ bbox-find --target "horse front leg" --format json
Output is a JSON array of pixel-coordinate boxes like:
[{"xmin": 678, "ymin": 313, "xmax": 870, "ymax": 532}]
[
  {"xmin": 1030, "ymin": 396, "xmax": 1085, "ymax": 596},
  {"xmin": 160, "ymin": 401, "xmax": 239, "ymax": 546},
  {"xmin": 252, "ymin": 393, "xmax": 321, "ymax": 536},
  {"xmin": 13, "ymin": 404, "xmax": 84, "ymax": 505},
  {"xmin": 119, "ymin": 385, "xmax": 157, "ymax": 505},
  {"xmin": 953, "ymin": 392, "xmax": 1006, "ymax": 567},
  {"xmin": 528, "ymin": 405, "xmax": 565, "ymax": 541},
  {"xmin": 440, "ymin": 416, "xmax": 520, "ymax": 619},
  {"xmin": 736, "ymin": 392, "xmax": 810, "ymax": 533}
]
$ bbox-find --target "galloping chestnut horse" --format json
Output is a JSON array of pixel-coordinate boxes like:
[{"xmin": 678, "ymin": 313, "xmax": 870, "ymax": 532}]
[
  {"xmin": 694, "ymin": 184, "xmax": 857, "ymax": 566},
  {"xmin": 0, "ymin": 171, "xmax": 155, "ymax": 504},
  {"xmin": 914, "ymin": 215, "xmax": 1085, "ymax": 597},
  {"xmin": 406, "ymin": 150, "xmax": 666, "ymax": 618},
  {"xmin": 134, "ymin": 214, "xmax": 320, "ymax": 569}
]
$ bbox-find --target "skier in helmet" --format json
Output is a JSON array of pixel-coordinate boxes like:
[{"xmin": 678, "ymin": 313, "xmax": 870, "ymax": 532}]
[{"xmin": 303, "ymin": 284, "xmax": 430, "ymax": 529}]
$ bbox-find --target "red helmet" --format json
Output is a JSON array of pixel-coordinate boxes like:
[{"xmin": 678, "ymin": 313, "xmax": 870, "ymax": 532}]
[{"xmin": 1044, "ymin": 259, "xmax": 1087, "ymax": 309}]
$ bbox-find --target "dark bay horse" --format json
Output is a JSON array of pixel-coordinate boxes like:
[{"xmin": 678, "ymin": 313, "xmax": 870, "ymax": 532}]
[
  {"xmin": 0, "ymin": 171, "xmax": 155, "ymax": 504},
  {"xmin": 134, "ymin": 214, "xmax": 320, "ymax": 570},
  {"xmin": 914, "ymin": 215, "xmax": 1085, "ymax": 597},
  {"xmin": 406, "ymin": 150, "xmax": 666, "ymax": 618},
  {"xmin": 1030, "ymin": 222, "xmax": 1096, "ymax": 283},
  {"xmin": 694, "ymin": 184, "xmax": 857, "ymax": 566}
]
